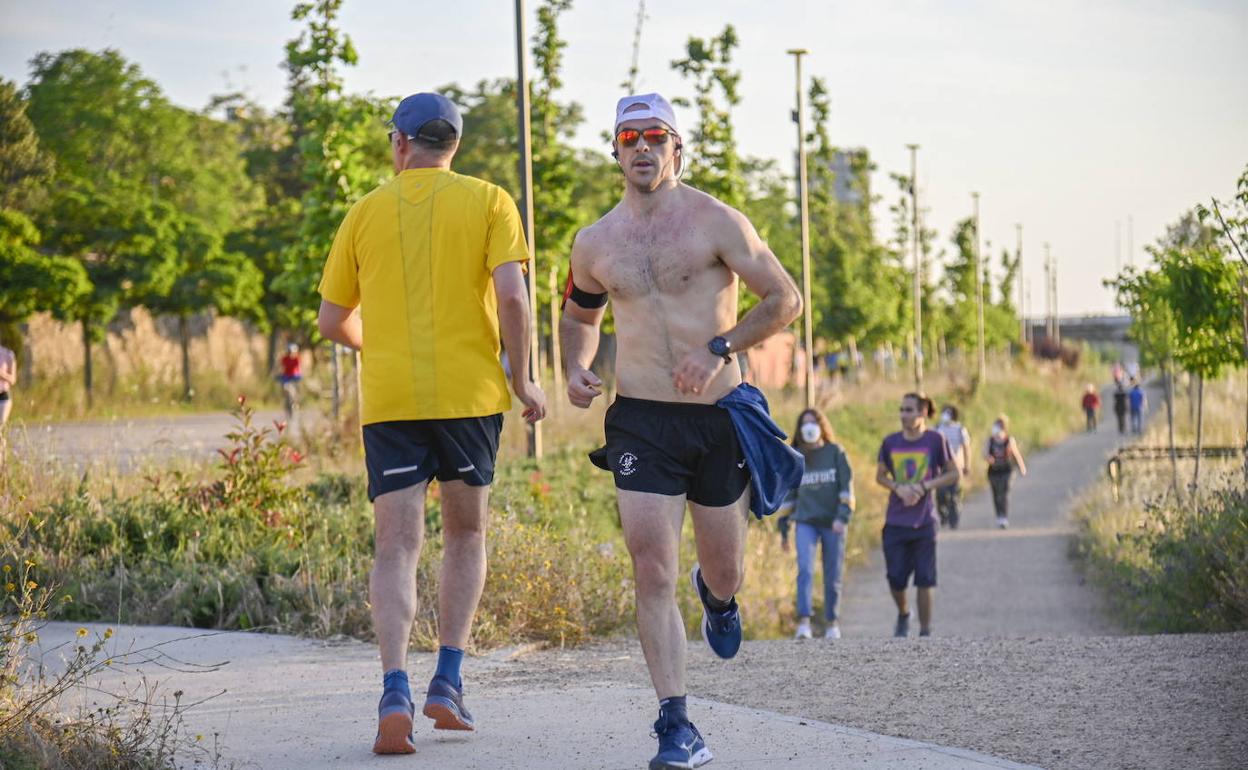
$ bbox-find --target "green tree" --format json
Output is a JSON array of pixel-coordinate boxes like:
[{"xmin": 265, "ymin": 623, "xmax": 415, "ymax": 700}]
[
  {"xmin": 274, "ymin": 0, "xmax": 388, "ymax": 336},
  {"xmin": 1109, "ymin": 264, "xmax": 1182, "ymax": 493},
  {"xmin": 671, "ymin": 25, "xmax": 745, "ymax": 210},
  {"xmin": 1154, "ymin": 212, "xmax": 1244, "ymax": 487},
  {"xmin": 216, "ymin": 96, "xmax": 307, "ymax": 367},
  {"xmin": 0, "ymin": 210, "xmax": 91, "ymax": 356},
  {"xmin": 0, "ymin": 79, "xmax": 53, "ymax": 212},
  {"xmin": 530, "ymin": 0, "xmax": 585, "ymax": 378},
  {"xmin": 25, "ymin": 49, "xmax": 188, "ymax": 405}
]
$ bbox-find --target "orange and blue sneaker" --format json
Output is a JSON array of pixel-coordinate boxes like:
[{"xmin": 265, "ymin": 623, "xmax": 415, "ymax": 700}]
[
  {"xmin": 690, "ymin": 563, "xmax": 742, "ymax": 659},
  {"xmin": 373, "ymin": 677, "xmax": 416, "ymax": 754},
  {"xmin": 423, "ymin": 675, "xmax": 475, "ymax": 731},
  {"xmin": 650, "ymin": 711, "xmax": 713, "ymax": 769}
]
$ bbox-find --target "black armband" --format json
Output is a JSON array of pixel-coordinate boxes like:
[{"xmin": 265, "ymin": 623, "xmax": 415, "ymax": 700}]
[{"xmin": 567, "ymin": 283, "xmax": 608, "ymax": 309}]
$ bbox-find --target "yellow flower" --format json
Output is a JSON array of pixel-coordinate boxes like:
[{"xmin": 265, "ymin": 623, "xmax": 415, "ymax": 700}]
[
  {"xmin": 4, "ymin": 583, "xmax": 13, "ymax": 593},
  {"xmin": 25, "ymin": 581, "xmax": 37, "ymax": 591},
  {"xmin": 76, "ymin": 627, "xmax": 88, "ymax": 638},
  {"xmin": 2, "ymin": 564, "xmax": 9, "ymax": 573},
  {"xmin": 104, "ymin": 628, "xmax": 114, "ymax": 640}
]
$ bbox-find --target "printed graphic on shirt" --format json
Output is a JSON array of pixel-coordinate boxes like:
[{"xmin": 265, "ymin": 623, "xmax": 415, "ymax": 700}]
[
  {"xmin": 801, "ymin": 468, "xmax": 837, "ymax": 486},
  {"xmin": 890, "ymin": 450, "xmax": 930, "ymax": 484}
]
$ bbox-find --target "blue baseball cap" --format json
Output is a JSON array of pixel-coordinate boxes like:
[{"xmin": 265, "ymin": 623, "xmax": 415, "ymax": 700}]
[{"xmin": 389, "ymin": 92, "xmax": 463, "ymax": 140}]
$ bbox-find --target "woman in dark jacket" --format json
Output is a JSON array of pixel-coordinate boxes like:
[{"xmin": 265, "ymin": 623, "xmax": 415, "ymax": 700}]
[{"xmin": 778, "ymin": 408, "xmax": 855, "ymax": 639}]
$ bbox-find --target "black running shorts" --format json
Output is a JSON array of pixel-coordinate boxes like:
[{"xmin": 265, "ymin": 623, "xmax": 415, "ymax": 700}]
[
  {"xmin": 362, "ymin": 415, "xmax": 503, "ymax": 501},
  {"xmin": 597, "ymin": 395, "xmax": 750, "ymax": 507}
]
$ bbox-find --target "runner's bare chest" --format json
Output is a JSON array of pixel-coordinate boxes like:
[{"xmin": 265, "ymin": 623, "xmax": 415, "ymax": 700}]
[{"xmin": 591, "ymin": 215, "xmax": 727, "ymax": 304}]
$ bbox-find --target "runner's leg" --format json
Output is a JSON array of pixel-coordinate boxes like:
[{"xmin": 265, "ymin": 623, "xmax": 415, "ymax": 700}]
[
  {"xmin": 619, "ymin": 489, "xmax": 688, "ymax": 699},
  {"xmin": 437, "ymin": 480, "xmax": 490, "ymax": 648},
  {"xmin": 371, "ymin": 483, "xmax": 427, "ymax": 673},
  {"xmin": 688, "ymin": 486, "xmax": 750, "ymax": 606}
]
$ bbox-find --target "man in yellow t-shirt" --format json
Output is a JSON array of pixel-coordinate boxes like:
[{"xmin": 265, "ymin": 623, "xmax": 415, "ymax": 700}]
[{"xmin": 317, "ymin": 91, "xmax": 545, "ymax": 756}]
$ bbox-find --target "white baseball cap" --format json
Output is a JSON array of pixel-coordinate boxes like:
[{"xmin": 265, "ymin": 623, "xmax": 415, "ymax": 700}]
[{"xmin": 613, "ymin": 92, "xmax": 679, "ymax": 134}]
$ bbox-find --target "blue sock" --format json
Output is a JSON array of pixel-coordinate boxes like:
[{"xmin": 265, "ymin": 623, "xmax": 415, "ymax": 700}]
[
  {"xmin": 435, "ymin": 646, "xmax": 464, "ymax": 687},
  {"xmin": 383, "ymin": 669, "xmax": 410, "ymax": 700},
  {"xmin": 659, "ymin": 695, "xmax": 688, "ymax": 726}
]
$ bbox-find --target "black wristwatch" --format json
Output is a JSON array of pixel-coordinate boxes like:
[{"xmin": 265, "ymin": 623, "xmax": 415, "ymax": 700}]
[{"xmin": 707, "ymin": 335, "xmax": 733, "ymax": 364}]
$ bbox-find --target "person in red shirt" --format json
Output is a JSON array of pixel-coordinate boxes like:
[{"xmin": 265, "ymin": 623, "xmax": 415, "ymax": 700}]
[
  {"xmin": 278, "ymin": 343, "xmax": 302, "ymax": 417},
  {"xmin": 1081, "ymin": 384, "xmax": 1101, "ymax": 433}
]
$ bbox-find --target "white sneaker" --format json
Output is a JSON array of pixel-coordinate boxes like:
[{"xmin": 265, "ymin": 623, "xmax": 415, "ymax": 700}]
[
  {"xmin": 997, "ymin": 517, "xmax": 1009, "ymax": 529},
  {"xmin": 794, "ymin": 620, "xmax": 813, "ymax": 640},
  {"xmin": 824, "ymin": 625, "xmax": 841, "ymax": 640}
]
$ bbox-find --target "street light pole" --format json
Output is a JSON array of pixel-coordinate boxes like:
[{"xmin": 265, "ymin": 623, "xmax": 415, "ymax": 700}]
[
  {"xmin": 787, "ymin": 48, "xmax": 814, "ymax": 408},
  {"xmin": 908, "ymin": 143, "xmax": 922, "ymax": 388},
  {"xmin": 1016, "ymin": 223, "xmax": 1025, "ymax": 347},
  {"xmin": 971, "ymin": 191, "xmax": 986, "ymax": 384},
  {"xmin": 515, "ymin": 0, "xmax": 541, "ymax": 459},
  {"xmin": 1043, "ymin": 241, "xmax": 1053, "ymax": 340}
]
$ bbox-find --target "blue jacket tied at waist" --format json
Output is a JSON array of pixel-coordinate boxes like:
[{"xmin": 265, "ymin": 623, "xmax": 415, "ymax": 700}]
[{"xmin": 716, "ymin": 383, "xmax": 805, "ymax": 519}]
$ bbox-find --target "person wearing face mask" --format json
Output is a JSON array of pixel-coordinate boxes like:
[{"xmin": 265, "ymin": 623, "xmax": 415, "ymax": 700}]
[
  {"xmin": 933, "ymin": 405, "xmax": 972, "ymax": 529},
  {"xmin": 777, "ymin": 409, "xmax": 855, "ymax": 640},
  {"xmin": 984, "ymin": 414, "xmax": 1028, "ymax": 529}
]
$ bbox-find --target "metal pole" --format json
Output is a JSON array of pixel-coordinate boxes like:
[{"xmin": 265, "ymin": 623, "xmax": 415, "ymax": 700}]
[
  {"xmin": 788, "ymin": 48, "xmax": 814, "ymax": 408},
  {"xmin": 1043, "ymin": 242, "xmax": 1052, "ymax": 340},
  {"xmin": 515, "ymin": 0, "xmax": 542, "ymax": 459},
  {"xmin": 1115, "ymin": 219, "xmax": 1122, "ymax": 275},
  {"xmin": 1016, "ymin": 223, "xmax": 1025, "ymax": 347},
  {"xmin": 908, "ymin": 143, "xmax": 922, "ymax": 387},
  {"xmin": 972, "ymin": 192, "xmax": 986, "ymax": 384},
  {"xmin": 1127, "ymin": 214, "xmax": 1134, "ymax": 267},
  {"xmin": 1052, "ymin": 250, "xmax": 1061, "ymax": 346}
]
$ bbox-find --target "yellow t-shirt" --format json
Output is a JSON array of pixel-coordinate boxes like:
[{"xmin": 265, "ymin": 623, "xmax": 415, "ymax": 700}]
[{"xmin": 318, "ymin": 168, "xmax": 529, "ymax": 424}]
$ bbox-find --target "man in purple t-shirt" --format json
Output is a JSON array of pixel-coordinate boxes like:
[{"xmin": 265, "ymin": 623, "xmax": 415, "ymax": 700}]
[{"xmin": 875, "ymin": 392, "xmax": 960, "ymax": 637}]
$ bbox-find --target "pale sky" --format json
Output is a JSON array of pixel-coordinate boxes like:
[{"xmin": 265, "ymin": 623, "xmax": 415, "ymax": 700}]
[{"xmin": 3, "ymin": 0, "xmax": 1246, "ymax": 316}]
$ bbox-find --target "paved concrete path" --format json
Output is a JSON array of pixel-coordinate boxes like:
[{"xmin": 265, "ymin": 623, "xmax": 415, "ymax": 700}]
[
  {"xmin": 40, "ymin": 622, "xmax": 1038, "ymax": 770},
  {"xmin": 838, "ymin": 388, "xmax": 1160, "ymax": 639},
  {"xmin": 9, "ymin": 409, "xmax": 304, "ymax": 473}
]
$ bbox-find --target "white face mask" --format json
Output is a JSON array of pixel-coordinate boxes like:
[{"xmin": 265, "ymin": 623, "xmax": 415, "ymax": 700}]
[
  {"xmin": 940, "ymin": 412, "xmax": 952, "ymax": 424},
  {"xmin": 992, "ymin": 423, "xmax": 1004, "ymax": 437},
  {"xmin": 800, "ymin": 423, "xmax": 822, "ymax": 444}
]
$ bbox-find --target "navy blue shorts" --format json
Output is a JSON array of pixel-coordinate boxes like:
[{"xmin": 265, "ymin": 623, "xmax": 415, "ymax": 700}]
[
  {"xmin": 882, "ymin": 521, "xmax": 938, "ymax": 590},
  {"xmin": 361, "ymin": 415, "xmax": 503, "ymax": 502}
]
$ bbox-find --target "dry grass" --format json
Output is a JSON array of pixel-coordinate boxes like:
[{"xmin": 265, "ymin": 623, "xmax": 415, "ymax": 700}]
[{"xmin": 1071, "ymin": 371, "xmax": 1248, "ymax": 632}]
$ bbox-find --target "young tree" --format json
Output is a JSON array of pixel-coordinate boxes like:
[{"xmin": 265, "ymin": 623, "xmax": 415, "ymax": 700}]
[
  {"xmin": 274, "ymin": 0, "xmax": 388, "ymax": 336},
  {"xmin": 1109, "ymin": 265, "xmax": 1181, "ymax": 494},
  {"xmin": 671, "ymin": 25, "xmax": 745, "ymax": 211},
  {"xmin": 1154, "ymin": 213, "xmax": 1243, "ymax": 488}
]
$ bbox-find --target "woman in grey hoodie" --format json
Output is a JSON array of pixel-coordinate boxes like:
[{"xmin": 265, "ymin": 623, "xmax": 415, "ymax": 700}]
[{"xmin": 778, "ymin": 408, "xmax": 855, "ymax": 639}]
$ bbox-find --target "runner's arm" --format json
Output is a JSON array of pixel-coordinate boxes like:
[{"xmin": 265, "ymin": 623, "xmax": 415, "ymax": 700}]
[
  {"xmin": 560, "ymin": 230, "xmax": 608, "ymax": 408},
  {"xmin": 317, "ymin": 300, "xmax": 362, "ymax": 350},
  {"xmin": 714, "ymin": 206, "xmax": 802, "ymax": 352}
]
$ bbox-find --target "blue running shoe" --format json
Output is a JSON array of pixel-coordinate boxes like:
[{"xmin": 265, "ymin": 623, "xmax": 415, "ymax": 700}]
[
  {"xmin": 650, "ymin": 713, "xmax": 713, "ymax": 770},
  {"xmin": 423, "ymin": 675, "xmax": 475, "ymax": 731},
  {"xmin": 690, "ymin": 563, "xmax": 741, "ymax": 659},
  {"xmin": 372, "ymin": 688, "xmax": 415, "ymax": 754}
]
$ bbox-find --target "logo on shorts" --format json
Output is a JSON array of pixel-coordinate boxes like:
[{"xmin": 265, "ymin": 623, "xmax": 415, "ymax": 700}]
[{"xmin": 618, "ymin": 452, "xmax": 639, "ymax": 476}]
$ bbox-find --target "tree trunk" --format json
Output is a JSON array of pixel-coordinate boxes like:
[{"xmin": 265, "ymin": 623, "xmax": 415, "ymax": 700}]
[
  {"xmin": 267, "ymin": 327, "xmax": 280, "ymax": 375},
  {"xmin": 1193, "ymin": 374, "xmax": 1204, "ymax": 491},
  {"xmin": 1164, "ymin": 361, "xmax": 1179, "ymax": 500},
  {"xmin": 81, "ymin": 321, "xmax": 94, "ymax": 410},
  {"xmin": 179, "ymin": 314, "xmax": 193, "ymax": 401},
  {"xmin": 1240, "ymin": 271, "xmax": 1248, "ymax": 485}
]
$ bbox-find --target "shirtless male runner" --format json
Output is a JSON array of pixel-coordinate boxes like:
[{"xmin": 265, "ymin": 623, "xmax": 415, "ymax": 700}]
[{"xmin": 560, "ymin": 93, "xmax": 802, "ymax": 770}]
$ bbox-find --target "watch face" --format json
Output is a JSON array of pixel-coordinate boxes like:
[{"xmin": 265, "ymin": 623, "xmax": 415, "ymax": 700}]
[{"xmin": 710, "ymin": 336, "xmax": 730, "ymax": 356}]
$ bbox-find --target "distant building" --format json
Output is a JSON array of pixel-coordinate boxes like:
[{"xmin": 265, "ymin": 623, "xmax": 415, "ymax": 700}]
[{"xmin": 796, "ymin": 147, "xmax": 872, "ymax": 208}]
